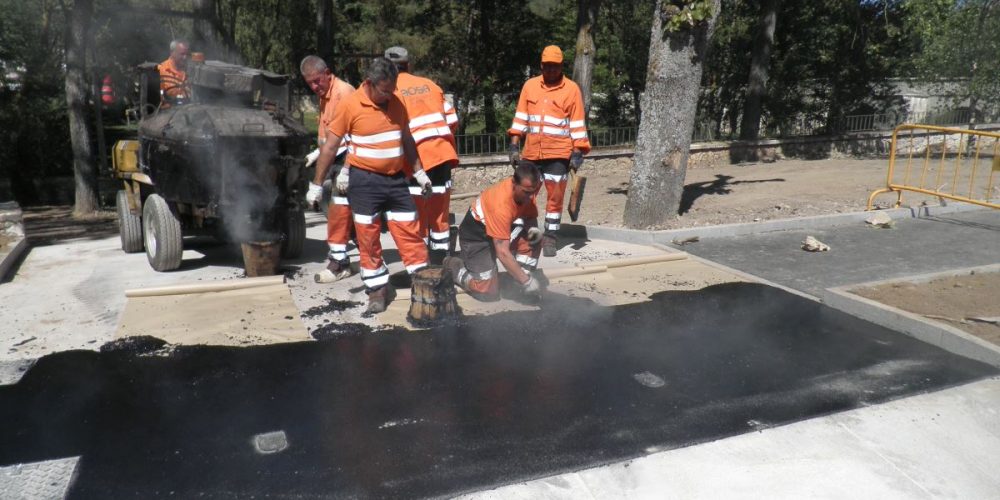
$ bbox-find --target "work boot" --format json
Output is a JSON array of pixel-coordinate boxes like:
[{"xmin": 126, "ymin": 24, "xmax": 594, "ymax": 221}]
[
  {"xmin": 542, "ymin": 234, "xmax": 557, "ymax": 257},
  {"xmin": 364, "ymin": 285, "xmax": 397, "ymax": 316},
  {"xmin": 314, "ymin": 259, "xmax": 354, "ymax": 283},
  {"xmin": 429, "ymin": 249, "xmax": 448, "ymax": 266},
  {"xmin": 442, "ymin": 256, "xmax": 468, "ymax": 291}
]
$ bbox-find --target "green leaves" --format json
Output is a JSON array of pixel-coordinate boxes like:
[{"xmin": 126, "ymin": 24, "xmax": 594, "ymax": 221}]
[{"xmin": 662, "ymin": 0, "xmax": 717, "ymax": 32}]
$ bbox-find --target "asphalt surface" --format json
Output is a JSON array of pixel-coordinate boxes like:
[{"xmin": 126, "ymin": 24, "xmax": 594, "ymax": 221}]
[
  {"xmin": 674, "ymin": 209, "xmax": 1000, "ymax": 297},
  {"xmin": 0, "ymin": 282, "xmax": 995, "ymax": 498}
]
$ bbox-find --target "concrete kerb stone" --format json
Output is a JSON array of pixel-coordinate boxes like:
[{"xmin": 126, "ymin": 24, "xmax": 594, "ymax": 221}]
[
  {"xmin": 822, "ymin": 284, "xmax": 1000, "ymax": 369},
  {"xmin": 579, "ymin": 201, "xmax": 988, "ymax": 246},
  {"xmin": 0, "ymin": 201, "xmax": 27, "ymax": 283}
]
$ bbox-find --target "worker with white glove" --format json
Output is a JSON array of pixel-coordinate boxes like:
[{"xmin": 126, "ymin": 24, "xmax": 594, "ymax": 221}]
[
  {"xmin": 300, "ymin": 54, "xmax": 356, "ymax": 283},
  {"xmin": 386, "ymin": 46, "xmax": 460, "ymax": 265},
  {"xmin": 412, "ymin": 169, "xmax": 432, "ymax": 197},
  {"xmin": 442, "ymin": 161, "xmax": 546, "ymax": 301}
]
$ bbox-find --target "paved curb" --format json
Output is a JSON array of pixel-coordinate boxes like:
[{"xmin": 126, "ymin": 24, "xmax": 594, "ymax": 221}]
[
  {"xmin": 576, "ymin": 202, "xmax": 988, "ymax": 246},
  {"xmin": 0, "ymin": 237, "xmax": 27, "ymax": 283},
  {"xmin": 822, "ymin": 280, "xmax": 1000, "ymax": 368}
]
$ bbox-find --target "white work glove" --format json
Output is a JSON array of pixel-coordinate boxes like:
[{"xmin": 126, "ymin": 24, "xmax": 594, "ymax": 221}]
[
  {"xmin": 305, "ymin": 182, "xmax": 323, "ymax": 204},
  {"xmin": 305, "ymin": 148, "xmax": 320, "ymax": 167},
  {"xmin": 336, "ymin": 168, "xmax": 350, "ymax": 195},
  {"xmin": 525, "ymin": 227, "xmax": 543, "ymax": 246},
  {"xmin": 413, "ymin": 169, "xmax": 432, "ymax": 197},
  {"xmin": 570, "ymin": 150, "xmax": 584, "ymax": 172},
  {"xmin": 522, "ymin": 274, "xmax": 542, "ymax": 295}
]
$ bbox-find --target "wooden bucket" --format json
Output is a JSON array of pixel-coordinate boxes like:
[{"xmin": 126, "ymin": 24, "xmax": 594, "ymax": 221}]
[
  {"xmin": 407, "ymin": 266, "xmax": 461, "ymax": 325},
  {"xmin": 241, "ymin": 240, "xmax": 281, "ymax": 277}
]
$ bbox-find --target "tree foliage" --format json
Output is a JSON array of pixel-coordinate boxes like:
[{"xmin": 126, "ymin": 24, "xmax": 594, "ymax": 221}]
[{"xmin": 2, "ymin": 0, "xmax": 995, "ymax": 207}]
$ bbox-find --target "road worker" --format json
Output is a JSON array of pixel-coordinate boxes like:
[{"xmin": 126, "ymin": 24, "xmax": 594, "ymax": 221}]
[
  {"xmin": 301, "ymin": 55, "xmax": 357, "ymax": 283},
  {"xmin": 384, "ymin": 46, "xmax": 459, "ymax": 265},
  {"xmin": 310, "ymin": 57, "xmax": 430, "ymax": 314},
  {"xmin": 157, "ymin": 40, "xmax": 190, "ymax": 105},
  {"xmin": 508, "ymin": 45, "xmax": 591, "ymax": 257},
  {"xmin": 443, "ymin": 161, "xmax": 545, "ymax": 301}
]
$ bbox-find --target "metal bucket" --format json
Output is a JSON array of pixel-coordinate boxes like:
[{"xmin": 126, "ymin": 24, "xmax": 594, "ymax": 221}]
[{"xmin": 241, "ymin": 240, "xmax": 281, "ymax": 277}]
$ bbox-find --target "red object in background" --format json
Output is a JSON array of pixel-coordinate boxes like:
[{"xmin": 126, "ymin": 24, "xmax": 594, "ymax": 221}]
[{"xmin": 100, "ymin": 74, "xmax": 115, "ymax": 106}]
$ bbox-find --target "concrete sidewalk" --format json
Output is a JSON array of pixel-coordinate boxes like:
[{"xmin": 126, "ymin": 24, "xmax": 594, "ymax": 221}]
[{"xmin": 668, "ymin": 209, "xmax": 1000, "ymax": 298}]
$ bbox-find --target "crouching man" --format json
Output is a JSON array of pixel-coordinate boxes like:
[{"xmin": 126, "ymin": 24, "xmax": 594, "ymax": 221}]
[{"xmin": 443, "ymin": 161, "xmax": 545, "ymax": 301}]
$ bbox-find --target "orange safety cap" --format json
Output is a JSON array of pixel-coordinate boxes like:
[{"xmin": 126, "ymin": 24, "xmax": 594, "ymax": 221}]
[{"xmin": 540, "ymin": 45, "xmax": 563, "ymax": 64}]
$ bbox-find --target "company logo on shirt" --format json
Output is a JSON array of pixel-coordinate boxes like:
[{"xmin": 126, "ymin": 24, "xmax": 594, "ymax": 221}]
[{"xmin": 400, "ymin": 85, "xmax": 431, "ymax": 97}]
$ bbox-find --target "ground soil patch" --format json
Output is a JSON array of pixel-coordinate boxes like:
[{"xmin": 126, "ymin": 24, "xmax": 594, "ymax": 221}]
[
  {"xmin": 451, "ymin": 157, "xmax": 940, "ymax": 230},
  {"xmin": 853, "ymin": 271, "xmax": 1000, "ymax": 346}
]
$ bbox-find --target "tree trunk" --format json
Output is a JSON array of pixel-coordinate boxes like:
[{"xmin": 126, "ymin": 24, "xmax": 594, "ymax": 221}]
[
  {"xmin": 65, "ymin": 0, "xmax": 98, "ymax": 216},
  {"xmin": 739, "ymin": 0, "xmax": 776, "ymax": 141},
  {"xmin": 317, "ymin": 0, "xmax": 335, "ymax": 63},
  {"xmin": 573, "ymin": 0, "xmax": 601, "ymax": 116},
  {"xmin": 623, "ymin": 0, "xmax": 721, "ymax": 229},
  {"xmin": 483, "ymin": 93, "xmax": 497, "ymax": 134},
  {"xmin": 194, "ymin": 0, "xmax": 242, "ymax": 62}
]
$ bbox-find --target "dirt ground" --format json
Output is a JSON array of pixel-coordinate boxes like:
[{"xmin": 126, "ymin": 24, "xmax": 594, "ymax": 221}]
[
  {"xmin": 853, "ymin": 271, "xmax": 1000, "ymax": 346},
  {"xmin": 451, "ymin": 156, "xmax": 937, "ymax": 229}
]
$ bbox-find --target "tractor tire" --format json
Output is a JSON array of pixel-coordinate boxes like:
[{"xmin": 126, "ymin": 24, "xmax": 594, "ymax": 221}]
[
  {"xmin": 282, "ymin": 208, "xmax": 306, "ymax": 258},
  {"xmin": 116, "ymin": 190, "xmax": 143, "ymax": 253},
  {"xmin": 142, "ymin": 194, "xmax": 183, "ymax": 271}
]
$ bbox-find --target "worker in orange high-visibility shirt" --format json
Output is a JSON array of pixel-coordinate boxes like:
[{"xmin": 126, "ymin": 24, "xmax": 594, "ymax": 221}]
[
  {"xmin": 157, "ymin": 40, "xmax": 190, "ymax": 106},
  {"xmin": 442, "ymin": 161, "xmax": 545, "ymax": 301},
  {"xmin": 311, "ymin": 57, "xmax": 430, "ymax": 315},
  {"xmin": 508, "ymin": 45, "xmax": 591, "ymax": 257},
  {"xmin": 301, "ymin": 55, "xmax": 358, "ymax": 284},
  {"xmin": 384, "ymin": 46, "xmax": 459, "ymax": 265}
]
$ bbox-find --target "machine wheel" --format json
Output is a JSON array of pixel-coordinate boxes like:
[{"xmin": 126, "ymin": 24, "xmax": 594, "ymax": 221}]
[
  {"xmin": 142, "ymin": 194, "xmax": 183, "ymax": 271},
  {"xmin": 282, "ymin": 209, "xmax": 306, "ymax": 258},
  {"xmin": 116, "ymin": 190, "xmax": 143, "ymax": 253}
]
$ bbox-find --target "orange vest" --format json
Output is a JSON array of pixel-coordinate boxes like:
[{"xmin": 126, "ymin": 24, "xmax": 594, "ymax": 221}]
[
  {"xmin": 328, "ymin": 82, "xmax": 410, "ymax": 176},
  {"xmin": 509, "ymin": 75, "xmax": 591, "ymax": 160},
  {"xmin": 319, "ymin": 75, "xmax": 355, "ymax": 155},
  {"xmin": 395, "ymin": 72, "xmax": 458, "ymax": 170},
  {"xmin": 470, "ymin": 179, "xmax": 538, "ymax": 241},
  {"xmin": 157, "ymin": 58, "xmax": 188, "ymax": 100}
]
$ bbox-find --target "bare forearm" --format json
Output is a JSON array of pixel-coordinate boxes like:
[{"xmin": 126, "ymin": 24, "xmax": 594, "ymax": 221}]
[{"xmin": 494, "ymin": 240, "xmax": 528, "ymax": 284}]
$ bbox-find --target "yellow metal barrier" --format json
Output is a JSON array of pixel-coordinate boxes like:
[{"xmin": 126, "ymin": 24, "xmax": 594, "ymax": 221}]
[{"xmin": 867, "ymin": 124, "xmax": 1000, "ymax": 210}]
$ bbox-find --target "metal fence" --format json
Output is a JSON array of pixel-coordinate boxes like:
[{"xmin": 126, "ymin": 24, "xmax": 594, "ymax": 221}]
[{"xmin": 453, "ymin": 109, "xmax": 992, "ymax": 157}]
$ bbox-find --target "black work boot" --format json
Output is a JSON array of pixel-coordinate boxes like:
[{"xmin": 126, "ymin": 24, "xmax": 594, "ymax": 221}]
[
  {"xmin": 429, "ymin": 249, "xmax": 448, "ymax": 266},
  {"xmin": 442, "ymin": 256, "xmax": 468, "ymax": 291},
  {"xmin": 364, "ymin": 285, "xmax": 397, "ymax": 316},
  {"xmin": 542, "ymin": 234, "xmax": 557, "ymax": 257}
]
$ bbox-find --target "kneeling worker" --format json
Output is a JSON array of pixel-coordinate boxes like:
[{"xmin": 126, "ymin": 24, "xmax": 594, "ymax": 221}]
[{"xmin": 444, "ymin": 161, "xmax": 545, "ymax": 301}]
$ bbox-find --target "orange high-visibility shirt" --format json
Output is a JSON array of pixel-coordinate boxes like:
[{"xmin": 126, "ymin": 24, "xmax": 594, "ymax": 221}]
[
  {"xmin": 328, "ymin": 82, "xmax": 411, "ymax": 176},
  {"xmin": 318, "ymin": 75, "xmax": 355, "ymax": 156},
  {"xmin": 157, "ymin": 58, "xmax": 188, "ymax": 100},
  {"xmin": 395, "ymin": 72, "xmax": 458, "ymax": 171},
  {"xmin": 509, "ymin": 75, "xmax": 591, "ymax": 160},
  {"xmin": 319, "ymin": 76, "xmax": 355, "ymax": 143},
  {"xmin": 470, "ymin": 179, "xmax": 538, "ymax": 241}
]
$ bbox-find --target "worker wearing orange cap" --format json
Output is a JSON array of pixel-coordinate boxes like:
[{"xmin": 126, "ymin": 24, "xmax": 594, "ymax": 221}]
[
  {"xmin": 385, "ymin": 46, "xmax": 459, "ymax": 265},
  {"xmin": 508, "ymin": 45, "xmax": 591, "ymax": 257},
  {"xmin": 157, "ymin": 40, "xmax": 190, "ymax": 106}
]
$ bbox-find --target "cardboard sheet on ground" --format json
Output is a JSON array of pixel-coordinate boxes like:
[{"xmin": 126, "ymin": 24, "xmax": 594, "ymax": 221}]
[{"xmin": 117, "ymin": 279, "xmax": 309, "ymax": 346}]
